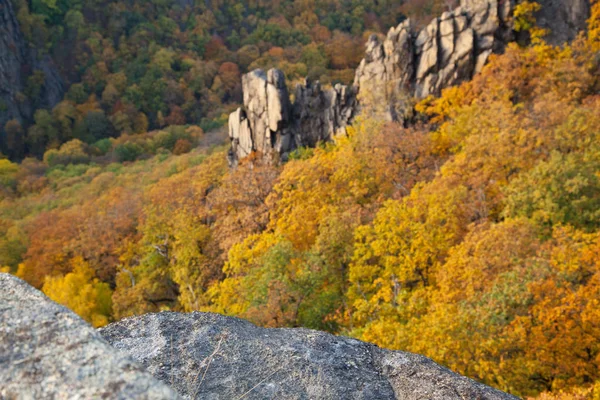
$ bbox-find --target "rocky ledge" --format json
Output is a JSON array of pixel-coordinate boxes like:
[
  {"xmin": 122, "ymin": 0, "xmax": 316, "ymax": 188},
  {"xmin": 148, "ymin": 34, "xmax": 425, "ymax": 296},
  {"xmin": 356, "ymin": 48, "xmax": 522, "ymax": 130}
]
[
  {"xmin": 1, "ymin": 272, "xmax": 518, "ymax": 399},
  {"xmin": 101, "ymin": 312, "xmax": 519, "ymax": 399}
]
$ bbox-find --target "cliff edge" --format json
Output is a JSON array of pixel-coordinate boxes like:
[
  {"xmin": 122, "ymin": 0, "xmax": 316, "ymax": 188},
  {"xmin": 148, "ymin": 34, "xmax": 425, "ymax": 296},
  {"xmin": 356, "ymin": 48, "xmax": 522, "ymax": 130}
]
[{"xmin": 0, "ymin": 272, "xmax": 519, "ymax": 399}]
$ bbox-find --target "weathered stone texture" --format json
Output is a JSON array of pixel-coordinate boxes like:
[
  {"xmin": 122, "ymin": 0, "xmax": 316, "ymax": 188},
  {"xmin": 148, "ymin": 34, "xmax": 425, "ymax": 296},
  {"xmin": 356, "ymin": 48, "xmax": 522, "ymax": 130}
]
[
  {"xmin": 359, "ymin": 1, "xmax": 508, "ymax": 100},
  {"xmin": 353, "ymin": 21, "xmax": 414, "ymax": 120},
  {"xmin": 292, "ymin": 80, "xmax": 357, "ymax": 148},
  {"xmin": 101, "ymin": 311, "xmax": 520, "ymax": 400},
  {"xmin": 535, "ymin": 0, "xmax": 590, "ymax": 45},
  {"xmin": 1, "ymin": 274, "xmax": 520, "ymax": 399},
  {"xmin": 0, "ymin": 273, "xmax": 181, "ymax": 400}
]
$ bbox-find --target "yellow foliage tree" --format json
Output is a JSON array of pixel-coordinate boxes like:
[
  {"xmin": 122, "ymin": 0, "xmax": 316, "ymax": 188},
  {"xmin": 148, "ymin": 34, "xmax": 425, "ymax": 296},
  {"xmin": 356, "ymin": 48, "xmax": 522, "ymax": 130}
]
[
  {"xmin": 589, "ymin": 0, "xmax": 600, "ymax": 51},
  {"xmin": 407, "ymin": 219, "xmax": 543, "ymax": 395},
  {"xmin": 209, "ymin": 118, "xmax": 438, "ymax": 330},
  {"xmin": 507, "ymin": 227, "xmax": 600, "ymax": 395},
  {"xmin": 42, "ymin": 257, "xmax": 113, "ymax": 327},
  {"xmin": 345, "ymin": 183, "xmax": 469, "ymax": 349}
]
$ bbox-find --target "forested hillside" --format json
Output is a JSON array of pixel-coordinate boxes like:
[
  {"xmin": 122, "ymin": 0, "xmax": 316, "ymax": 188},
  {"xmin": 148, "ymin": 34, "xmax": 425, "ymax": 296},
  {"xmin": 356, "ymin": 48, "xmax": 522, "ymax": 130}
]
[
  {"xmin": 3, "ymin": 0, "xmax": 600, "ymax": 398},
  {"xmin": 2, "ymin": 0, "xmax": 457, "ymax": 160}
]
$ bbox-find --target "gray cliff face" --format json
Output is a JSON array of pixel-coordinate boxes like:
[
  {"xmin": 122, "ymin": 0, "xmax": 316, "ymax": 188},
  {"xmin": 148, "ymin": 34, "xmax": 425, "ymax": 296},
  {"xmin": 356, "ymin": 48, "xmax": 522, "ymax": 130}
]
[
  {"xmin": 228, "ymin": 69, "xmax": 292, "ymax": 162},
  {"xmin": 100, "ymin": 311, "xmax": 519, "ymax": 400},
  {"xmin": 0, "ymin": 273, "xmax": 181, "ymax": 399},
  {"xmin": 413, "ymin": 0, "xmax": 506, "ymax": 98},
  {"xmin": 227, "ymin": 0, "xmax": 591, "ymax": 165},
  {"xmin": 0, "ymin": 0, "xmax": 31, "ymax": 129},
  {"xmin": 353, "ymin": 21, "xmax": 415, "ymax": 121},
  {"xmin": 0, "ymin": 0, "xmax": 63, "ymax": 138},
  {"xmin": 535, "ymin": 0, "xmax": 591, "ymax": 45},
  {"xmin": 292, "ymin": 80, "xmax": 357, "ymax": 148},
  {"xmin": 356, "ymin": 0, "xmax": 513, "ymax": 105},
  {"xmin": 461, "ymin": 0, "xmax": 590, "ymax": 45}
]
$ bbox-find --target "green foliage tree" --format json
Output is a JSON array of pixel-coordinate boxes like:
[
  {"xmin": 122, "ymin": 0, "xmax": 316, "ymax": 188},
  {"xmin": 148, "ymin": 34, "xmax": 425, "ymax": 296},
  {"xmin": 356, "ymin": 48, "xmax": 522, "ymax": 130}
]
[{"xmin": 503, "ymin": 150, "xmax": 600, "ymax": 233}]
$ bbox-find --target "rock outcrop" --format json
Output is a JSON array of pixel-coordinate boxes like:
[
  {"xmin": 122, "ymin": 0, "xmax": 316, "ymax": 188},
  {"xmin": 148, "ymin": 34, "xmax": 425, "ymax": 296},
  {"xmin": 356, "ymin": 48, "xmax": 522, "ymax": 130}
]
[
  {"xmin": 0, "ymin": 273, "xmax": 181, "ymax": 399},
  {"xmin": 228, "ymin": 70, "xmax": 357, "ymax": 165},
  {"xmin": 292, "ymin": 80, "xmax": 357, "ymax": 148},
  {"xmin": 228, "ymin": 69, "xmax": 292, "ymax": 162},
  {"xmin": 415, "ymin": 0, "xmax": 506, "ymax": 97},
  {"xmin": 228, "ymin": 0, "xmax": 514, "ymax": 164},
  {"xmin": 352, "ymin": 0, "xmax": 512, "ymax": 112},
  {"xmin": 0, "ymin": 0, "xmax": 63, "ymax": 141},
  {"xmin": 101, "ymin": 311, "xmax": 519, "ymax": 400},
  {"xmin": 352, "ymin": 21, "xmax": 414, "ymax": 121},
  {"xmin": 227, "ymin": 0, "xmax": 591, "ymax": 165}
]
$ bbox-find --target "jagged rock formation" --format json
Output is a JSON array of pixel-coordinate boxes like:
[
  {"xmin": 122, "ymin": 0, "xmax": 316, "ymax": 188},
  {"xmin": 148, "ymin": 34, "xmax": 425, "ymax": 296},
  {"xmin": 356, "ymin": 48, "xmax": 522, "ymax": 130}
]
[
  {"xmin": 228, "ymin": 0, "xmax": 514, "ymax": 164},
  {"xmin": 0, "ymin": 0, "xmax": 63, "ymax": 142},
  {"xmin": 101, "ymin": 311, "xmax": 519, "ymax": 400},
  {"xmin": 228, "ymin": 69, "xmax": 292, "ymax": 162},
  {"xmin": 228, "ymin": 70, "xmax": 357, "ymax": 165},
  {"xmin": 414, "ymin": 5, "xmax": 486, "ymax": 97},
  {"xmin": 0, "ymin": 273, "xmax": 181, "ymax": 399},
  {"xmin": 227, "ymin": 0, "xmax": 591, "ymax": 165},
  {"xmin": 352, "ymin": 21, "xmax": 414, "ymax": 121},
  {"xmin": 354, "ymin": 0, "xmax": 512, "ymax": 112},
  {"xmin": 292, "ymin": 80, "xmax": 357, "ymax": 148}
]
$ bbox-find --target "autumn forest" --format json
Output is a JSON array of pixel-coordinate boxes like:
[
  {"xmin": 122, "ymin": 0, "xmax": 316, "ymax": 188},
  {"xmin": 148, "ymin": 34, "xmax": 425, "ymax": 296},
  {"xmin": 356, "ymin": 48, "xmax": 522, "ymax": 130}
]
[{"xmin": 2, "ymin": 0, "xmax": 600, "ymax": 398}]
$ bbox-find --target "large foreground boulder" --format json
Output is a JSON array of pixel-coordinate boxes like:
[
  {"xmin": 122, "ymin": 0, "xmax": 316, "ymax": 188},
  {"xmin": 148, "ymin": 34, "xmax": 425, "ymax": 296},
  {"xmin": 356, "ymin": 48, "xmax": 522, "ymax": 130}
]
[
  {"xmin": 0, "ymin": 272, "xmax": 518, "ymax": 399},
  {"xmin": 0, "ymin": 273, "xmax": 180, "ymax": 399},
  {"xmin": 101, "ymin": 311, "xmax": 519, "ymax": 400}
]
